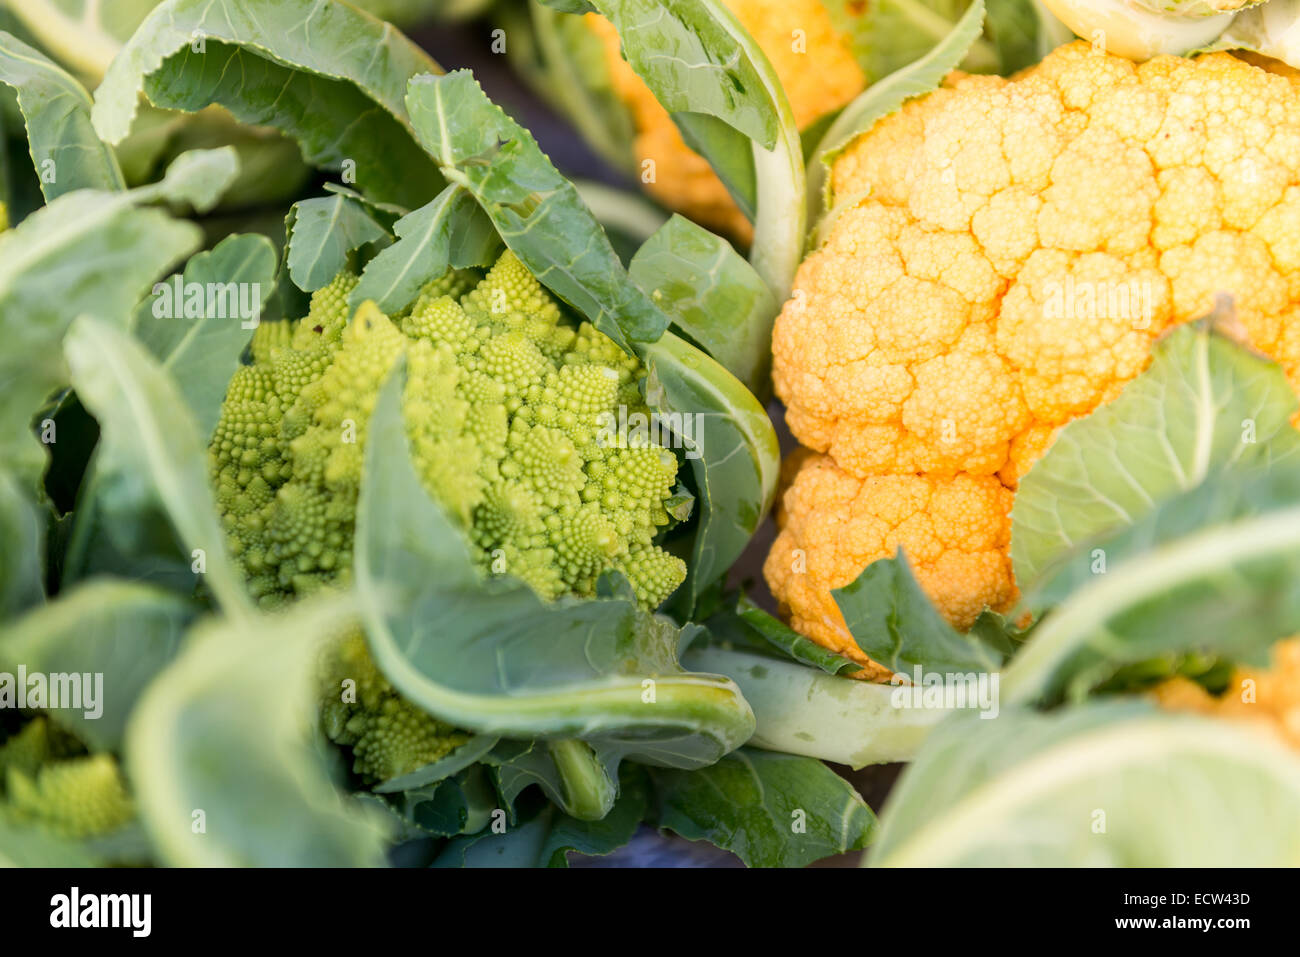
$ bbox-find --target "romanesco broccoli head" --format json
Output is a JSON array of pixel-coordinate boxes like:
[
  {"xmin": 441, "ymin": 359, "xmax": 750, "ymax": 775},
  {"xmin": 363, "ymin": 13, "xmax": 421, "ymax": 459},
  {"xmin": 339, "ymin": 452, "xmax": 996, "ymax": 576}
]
[
  {"xmin": 0, "ymin": 718, "xmax": 133, "ymax": 838},
  {"xmin": 210, "ymin": 250, "xmax": 690, "ymax": 782},
  {"xmin": 210, "ymin": 248, "xmax": 687, "ymax": 609}
]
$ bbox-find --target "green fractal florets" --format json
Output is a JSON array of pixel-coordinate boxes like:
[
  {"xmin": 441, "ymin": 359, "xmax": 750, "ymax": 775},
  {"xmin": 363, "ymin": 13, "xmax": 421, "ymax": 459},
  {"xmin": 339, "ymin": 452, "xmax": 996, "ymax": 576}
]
[
  {"xmin": 209, "ymin": 250, "xmax": 689, "ymax": 782},
  {"xmin": 0, "ymin": 718, "xmax": 134, "ymax": 838},
  {"xmin": 319, "ymin": 630, "xmax": 471, "ymax": 783}
]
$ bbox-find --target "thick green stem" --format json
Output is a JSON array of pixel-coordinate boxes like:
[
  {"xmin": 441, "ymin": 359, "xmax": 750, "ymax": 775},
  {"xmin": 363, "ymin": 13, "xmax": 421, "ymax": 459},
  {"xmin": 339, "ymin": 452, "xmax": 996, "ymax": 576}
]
[
  {"xmin": 548, "ymin": 739, "xmax": 617, "ymax": 821},
  {"xmin": 682, "ymin": 647, "xmax": 948, "ymax": 768}
]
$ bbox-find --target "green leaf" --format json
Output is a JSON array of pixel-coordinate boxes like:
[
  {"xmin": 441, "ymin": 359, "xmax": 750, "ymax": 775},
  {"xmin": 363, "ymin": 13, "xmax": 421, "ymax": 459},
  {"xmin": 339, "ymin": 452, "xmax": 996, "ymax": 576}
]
[
  {"xmin": 589, "ymin": 0, "xmax": 805, "ymax": 302},
  {"xmin": 538, "ymin": 765, "xmax": 649, "ymax": 867},
  {"xmin": 683, "ymin": 645, "xmax": 946, "ymax": 768},
  {"xmin": 639, "ymin": 331, "xmax": 779, "ymax": 609},
  {"xmin": 286, "ymin": 194, "xmax": 388, "ymax": 293},
  {"xmin": 629, "ymin": 214, "xmax": 775, "ymax": 395},
  {"xmin": 734, "ymin": 595, "xmax": 863, "ymax": 677},
  {"xmin": 673, "ymin": 110, "xmax": 759, "ymax": 222},
  {"xmin": 648, "ymin": 747, "xmax": 876, "ymax": 867},
  {"xmin": 136, "ymin": 145, "xmax": 238, "ymax": 213},
  {"xmin": 350, "ymin": 184, "xmax": 499, "ymax": 314},
  {"xmin": 832, "ymin": 549, "xmax": 1006, "ymax": 676},
  {"xmin": 0, "ymin": 580, "xmax": 192, "ymax": 751},
  {"xmin": 92, "ymin": 0, "xmax": 445, "ymax": 209},
  {"xmin": 983, "ymin": 0, "xmax": 1061, "ymax": 72},
  {"xmin": 484, "ymin": 738, "xmax": 617, "ymax": 822},
  {"xmin": 0, "ymin": 175, "xmax": 200, "ymax": 488},
  {"xmin": 432, "ymin": 768, "xmax": 649, "ymax": 867},
  {"xmin": 132, "ymin": 232, "xmax": 277, "ymax": 435},
  {"xmin": 510, "ymin": 1, "xmax": 639, "ymax": 178},
  {"xmin": 0, "ymin": 30, "xmax": 125, "ymax": 199},
  {"xmin": 1013, "ymin": 322, "xmax": 1300, "ymax": 593},
  {"xmin": 397, "ymin": 765, "xmax": 499, "ymax": 837},
  {"xmin": 810, "ymin": 0, "xmax": 986, "ymax": 242},
  {"xmin": 125, "ymin": 593, "xmax": 391, "ymax": 866},
  {"xmin": 405, "ymin": 70, "xmax": 669, "ymax": 351},
  {"xmin": 63, "ymin": 316, "xmax": 252, "ymax": 619},
  {"xmin": 355, "ymin": 363, "xmax": 755, "ymax": 766},
  {"xmin": 869, "ymin": 703, "xmax": 1300, "ymax": 866},
  {"xmin": 1003, "ymin": 461, "xmax": 1300, "ymax": 705},
  {"xmin": 0, "ymin": 469, "xmax": 44, "ymax": 620},
  {"xmin": 825, "ymin": 0, "xmax": 1006, "ymax": 83},
  {"xmin": 590, "ymin": 0, "xmax": 776, "ymax": 148},
  {"xmin": 375, "ymin": 734, "xmax": 500, "ymax": 794},
  {"xmin": 432, "ymin": 804, "xmax": 556, "ymax": 867}
]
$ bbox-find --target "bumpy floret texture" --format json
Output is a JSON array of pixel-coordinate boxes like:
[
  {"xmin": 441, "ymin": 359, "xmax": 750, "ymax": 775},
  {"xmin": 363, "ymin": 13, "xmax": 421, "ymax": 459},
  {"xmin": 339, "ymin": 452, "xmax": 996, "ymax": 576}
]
[
  {"xmin": 586, "ymin": 0, "xmax": 866, "ymax": 240},
  {"xmin": 319, "ymin": 630, "xmax": 471, "ymax": 783},
  {"xmin": 0, "ymin": 719, "xmax": 133, "ymax": 838},
  {"xmin": 768, "ymin": 44, "xmax": 1300, "ymax": 663},
  {"xmin": 211, "ymin": 252, "xmax": 686, "ymax": 779},
  {"xmin": 212, "ymin": 250, "xmax": 684, "ymax": 610}
]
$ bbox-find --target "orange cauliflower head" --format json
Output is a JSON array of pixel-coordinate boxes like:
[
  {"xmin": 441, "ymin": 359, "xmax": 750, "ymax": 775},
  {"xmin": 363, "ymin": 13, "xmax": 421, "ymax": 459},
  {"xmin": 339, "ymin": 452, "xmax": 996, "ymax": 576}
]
[
  {"xmin": 1155, "ymin": 639, "xmax": 1300, "ymax": 751},
  {"xmin": 587, "ymin": 0, "xmax": 866, "ymax": 241},
  {"xmin": 767, "ymin": 42, "xmax": 1300, "ymax": 667}
]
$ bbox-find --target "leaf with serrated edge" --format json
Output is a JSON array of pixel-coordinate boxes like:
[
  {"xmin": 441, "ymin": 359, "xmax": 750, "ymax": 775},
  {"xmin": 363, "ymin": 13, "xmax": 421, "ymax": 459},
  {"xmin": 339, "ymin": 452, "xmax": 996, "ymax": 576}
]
[
  {"xmin": 92, "ymin": 0, "xmax": 444, "ymax": 208},
  {"xmin": 351, "ymin": 184, "xmax": 498, "ymax": 314},
  {"xmin": 1012, "ymin": 322, "xmax": 1299, "ymax": 591},
  {"xmin": 287, "ymin": 194, "xmax": 388, "ymax": 293},
  {"xmin": 649, "ymin": 747, "xmax": 876, "ymax": 867},
  {"xmin": 405, "ymin": 70, "xmax": 669, "ymax": 350}
]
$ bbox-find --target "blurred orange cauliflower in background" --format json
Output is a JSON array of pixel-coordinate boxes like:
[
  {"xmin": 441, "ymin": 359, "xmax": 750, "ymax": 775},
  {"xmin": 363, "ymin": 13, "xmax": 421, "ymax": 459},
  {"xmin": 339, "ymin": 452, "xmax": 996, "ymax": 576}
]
[
  {"xmin": 586, "ymin": 0, "xmax": 867, "ymax": 241},
  {"xmin": 766, "ymin": 42, "xmax": 1300, "ymax": 666},
  {"xmin": 1155, "ymin": 639, "xmax": 1300, "ymax": 750}
]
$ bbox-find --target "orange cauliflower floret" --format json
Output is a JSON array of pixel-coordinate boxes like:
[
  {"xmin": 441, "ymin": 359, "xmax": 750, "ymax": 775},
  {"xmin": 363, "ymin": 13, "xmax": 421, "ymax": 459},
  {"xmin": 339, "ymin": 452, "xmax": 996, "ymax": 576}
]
[
  {"xmin": 586, "ymin": 0, "xmax": 866, "ymax": 241},
  {"xmin": 1154, "ymin": 639, "xmax": 1300, "ymax": 750},
  {"xmin": 764, "ymin": 455, "xmax": 1016, "ymax": 675},
  {"xmin": 768, "ymin": 43, "xmax": 1300, "ymax": 668}
]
